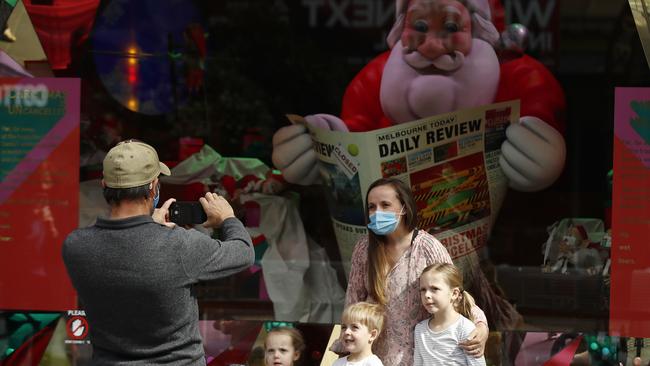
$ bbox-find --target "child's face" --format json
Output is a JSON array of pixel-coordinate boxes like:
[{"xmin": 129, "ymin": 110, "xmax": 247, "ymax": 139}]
[
  {"xmin": 265, "ymin": 333, "xmax": 299, "ymax": 366},
  {"xmin": 419, "ymin": 271, "xmax": 459, "ymax": 315},
  {"xmin": 340, "ymin": 320, "xmax": 377, "ymax": 356}
]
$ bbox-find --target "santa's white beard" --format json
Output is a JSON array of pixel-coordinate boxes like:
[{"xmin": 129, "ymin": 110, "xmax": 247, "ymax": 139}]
[{"xmin": 380, "ymin": 39, "xmax": 501, "ymax": 124}]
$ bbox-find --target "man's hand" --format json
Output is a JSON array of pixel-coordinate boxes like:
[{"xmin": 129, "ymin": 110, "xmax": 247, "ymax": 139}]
[
  {"xmin": 152, "ymin": 198, "xmax": 176, "ymax": 228},
  {"xmin": 200, "ymin": 192, "xmax": 235, "ymax": 228},
  {"xmin": 271, "ymin": 114, "xmax": 349, "ymax": 185},
  {"xmin": 460, "ymin": 322, "xmax": 488, "ymax": 358},
  {"xmin": 499, "ymin": 116, "xmax": 566, "ymax": 192}
]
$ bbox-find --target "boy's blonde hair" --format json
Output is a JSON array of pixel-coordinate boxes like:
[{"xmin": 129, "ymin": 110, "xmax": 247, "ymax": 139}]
[{"xmin": 341, "ymin": 302, "xmax": 385, "ymax": 334}]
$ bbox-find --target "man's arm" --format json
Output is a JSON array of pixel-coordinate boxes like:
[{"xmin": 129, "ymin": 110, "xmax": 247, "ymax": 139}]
[{"xmin": 180, "ymin": 192, "xmax": 254, "ymax": 282}]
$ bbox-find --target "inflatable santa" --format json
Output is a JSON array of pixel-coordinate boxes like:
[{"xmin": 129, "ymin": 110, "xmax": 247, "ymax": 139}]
[
  {"xmin": 271, "ymin": 0, "xmax": 567, "ymax": 351},
  {"xmin": 272, "ymin": 0, "xmax": 566, "ymax": 193}
]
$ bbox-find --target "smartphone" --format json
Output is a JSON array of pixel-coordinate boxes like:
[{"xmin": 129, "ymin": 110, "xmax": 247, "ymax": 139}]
[{"xmin": 169, "ymin": 201, "xmax": 207, "ymax": 225}]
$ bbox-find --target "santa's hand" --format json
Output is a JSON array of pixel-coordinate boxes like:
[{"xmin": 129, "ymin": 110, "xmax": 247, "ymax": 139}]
[
  {"xmin": 499, "ymin": 116, "xmax": 566, "ymax": 192},
  {"xmin": 303, "ymin": 114, "xmax": 349, "ymax": 132},
  {"xmin": 271, "ymin": 114, "xmax": 348, "ymax": 185}
]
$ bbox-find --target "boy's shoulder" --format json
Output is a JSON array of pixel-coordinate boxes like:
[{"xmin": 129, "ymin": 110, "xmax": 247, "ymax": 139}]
[
  {"xmin": 336, "ymin": 354, "xmax": 384, "ymax": 366},
  {"xmin": 364, "ymin": 354, "xmax": 384, "ymax": 366}
]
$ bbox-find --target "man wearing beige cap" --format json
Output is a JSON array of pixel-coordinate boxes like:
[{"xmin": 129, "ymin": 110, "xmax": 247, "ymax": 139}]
[{"xmin": 62, "ymin": 139, "xmax": 254, "ymax": 365}]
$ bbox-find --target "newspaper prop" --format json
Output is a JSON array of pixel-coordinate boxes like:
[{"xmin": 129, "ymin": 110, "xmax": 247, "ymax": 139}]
[{"xmin": 291, "ymin": 100, "xmax": 519, "ymax": 278}]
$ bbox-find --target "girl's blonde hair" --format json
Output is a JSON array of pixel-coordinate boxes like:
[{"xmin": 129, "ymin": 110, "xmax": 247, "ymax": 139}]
[
  {"xmin": 421, "ymin": 263, "xmax": 477, "ymax": 322},
  {"xmin": 365, "ymin": 178, "xmax": 418, "ymax": 306},
  {"xmin": 341, "ymin": 302, "xmax": 385, "ymax": 335},
  {"xmin": 265, "ymin": 327, "xmax": 305, "ymax": 358}
]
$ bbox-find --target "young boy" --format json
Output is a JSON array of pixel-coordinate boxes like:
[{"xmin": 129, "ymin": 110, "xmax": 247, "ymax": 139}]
[{"xmin": 333, "ymin": 302, "xmax": 385, "ymax": 366}]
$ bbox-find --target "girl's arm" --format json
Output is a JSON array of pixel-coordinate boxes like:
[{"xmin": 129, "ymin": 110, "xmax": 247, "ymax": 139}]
[
  {"xmin": 460, "ymin": 320, "xmax": 487, "ymax": 365},
  {"xmin": 413, "ymin": 324, "xmax": 425, "ymax": 366},
  {"xmin": 460, "ymin": 316, "xmax": 488, "ymax": 359},
  {"xmin": 466, "ymin": 352, "xmax": 487, "ymax": 366},
  {"xmin": 459, "ymin": 321, "xmax": 488, "ymax": 358}
]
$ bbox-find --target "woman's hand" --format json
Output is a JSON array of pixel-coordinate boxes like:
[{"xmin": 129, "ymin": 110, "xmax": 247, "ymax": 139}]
[{"xmin": 459, "ymin": 322, "xmax": 488, "ymax": 357}]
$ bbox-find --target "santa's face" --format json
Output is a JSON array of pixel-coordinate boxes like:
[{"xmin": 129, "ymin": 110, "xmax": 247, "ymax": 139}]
[
  {"xmin": 380, "ymin": 0, "xmax": 500, "ymax": 123},
  {"xmin": 401, "ymin": 0, "xmax": 472, "ymax": 71}
]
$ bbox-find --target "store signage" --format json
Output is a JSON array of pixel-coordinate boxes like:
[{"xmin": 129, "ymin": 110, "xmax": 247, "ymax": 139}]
[
  {"xmin": 0, "ymin": 78, "xmax": 80, "ymax": 311},
  {"xmin": 611, "ymin": 87, "xmax": 650, "ymax": 337}
]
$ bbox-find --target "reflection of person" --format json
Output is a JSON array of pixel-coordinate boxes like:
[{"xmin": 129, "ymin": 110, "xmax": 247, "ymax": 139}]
[
  {"xmin": 62, "ymin": 140, "xmax": 254, "ymax": 365},
  {"xmin": 342, "ymin": 178, "xmax": 488, "ymax": 366},
  {"xmin": 264, "ymin": 327, "xmax": 305, "ymax": 366},
  {"xmin": 415, "ymin": 263, "xmax": 486, "ymax": 366},
  {"xmin": 334, "ymin": 302, "xmax": 385, "ymax": 366}
]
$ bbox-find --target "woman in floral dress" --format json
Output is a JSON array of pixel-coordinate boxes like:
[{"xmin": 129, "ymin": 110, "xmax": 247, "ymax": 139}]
[{"xmin": 343, "ymin": 178, "xmax": 489, "ymax": 366}]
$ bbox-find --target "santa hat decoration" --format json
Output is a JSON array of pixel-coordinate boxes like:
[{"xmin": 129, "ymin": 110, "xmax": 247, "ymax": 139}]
[{"xmin": 387, "ymin": 0, "xmax": 500, "ymax": 48}]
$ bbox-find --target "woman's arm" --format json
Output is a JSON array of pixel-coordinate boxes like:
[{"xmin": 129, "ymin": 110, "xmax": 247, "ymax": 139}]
[
  {"xmin": 331, "ymin": 239, "xmax": 370, "ymax": 355},
  {"xmin": 344, "ymin": 238, "xmax": 370, "ymax": 306}
]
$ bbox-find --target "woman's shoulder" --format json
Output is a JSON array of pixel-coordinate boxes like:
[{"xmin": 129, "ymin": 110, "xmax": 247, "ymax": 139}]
[
  {"xmin": 412, "ymin": 230, "xmax": 452, "ymax": 263},
  {"xmin": 413, "ymin": 230, "xmax": 446, "ymax": 251}
]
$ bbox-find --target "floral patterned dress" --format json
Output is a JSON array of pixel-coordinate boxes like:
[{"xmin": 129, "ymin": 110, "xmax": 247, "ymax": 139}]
[{"xmin": 345, "ymin": 230, "xmax": 488, "ymax": 366}]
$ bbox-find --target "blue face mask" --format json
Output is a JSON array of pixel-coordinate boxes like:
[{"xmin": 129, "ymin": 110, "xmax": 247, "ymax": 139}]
[
  {"xmin": 152, "ymin": 183, "xmax": 160, "ymax": 208},
  {"xmin": 367, "ymin": 209, "xmax": 404, "ymax": 235}
]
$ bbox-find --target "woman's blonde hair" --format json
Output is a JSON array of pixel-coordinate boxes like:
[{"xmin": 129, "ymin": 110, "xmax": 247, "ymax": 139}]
[
  {"xmin": 341, "ymin": 302, "xmax": 385, "ymax": 335},
  {"xmin": 420, "ymin": 263, "xmax": 477, "ymax": 321},
  {"xmin": 365, "ymin": 178, "xmax": 418, "ymax": 306}
]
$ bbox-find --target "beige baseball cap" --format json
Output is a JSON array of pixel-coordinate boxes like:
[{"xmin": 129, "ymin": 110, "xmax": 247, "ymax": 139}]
[{"xmin": 103, "ymin": 140, "xmax": 171, "ymax": 188}]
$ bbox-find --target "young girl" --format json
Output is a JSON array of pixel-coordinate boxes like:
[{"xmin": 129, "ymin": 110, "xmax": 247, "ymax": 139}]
[
  {"xmin": 264, "ymin": 327, "xmax": 305, "ymax": 366},
  {"xmin": 334, "ymin": 302, "xmax": 384, "ymax": 366},
  {"xmin": 414, "ymin": 263, "xmax": 487, "ymax": 366}
]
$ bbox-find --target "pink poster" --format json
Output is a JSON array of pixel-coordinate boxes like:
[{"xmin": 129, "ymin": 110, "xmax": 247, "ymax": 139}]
[
  {"xmin": 611, "ymin": 87, "xmax": 650, "ymax": 336},
  {"xmin": 0, "ymin": 78, "xmax": 80, "ymax": 311}
]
